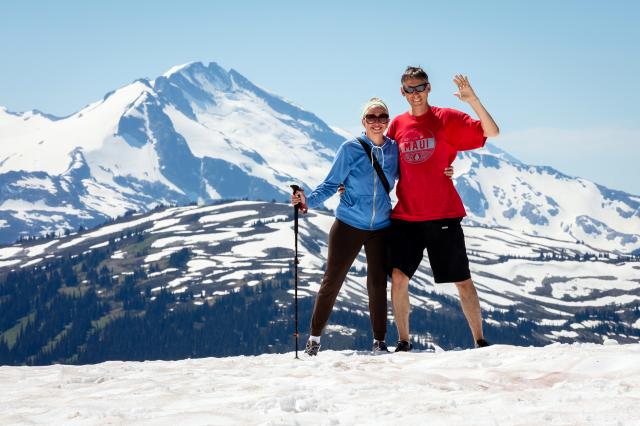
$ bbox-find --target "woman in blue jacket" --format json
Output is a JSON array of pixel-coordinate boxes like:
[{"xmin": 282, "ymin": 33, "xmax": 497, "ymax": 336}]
[{"xmin": 292, "ymin": 98, "xmax": 398, "ymax": 355}]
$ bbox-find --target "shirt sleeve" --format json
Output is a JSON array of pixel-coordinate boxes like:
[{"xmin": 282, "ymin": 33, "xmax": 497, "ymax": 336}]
[
  {"xmin": 443, "ymin": 108, "xmax": 487, "ymax": 151},
  {"xmin": 305, "ymin": 142, "xmax": 353, "ymax": 208}
]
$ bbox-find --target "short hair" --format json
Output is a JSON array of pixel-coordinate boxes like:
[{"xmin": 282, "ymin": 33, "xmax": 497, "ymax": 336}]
[{"xmin": 401, "ymin": 66, "xmax": 429, "ymax": 84}]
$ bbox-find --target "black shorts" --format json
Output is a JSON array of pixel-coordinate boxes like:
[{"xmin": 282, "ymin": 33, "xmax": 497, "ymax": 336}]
[{"xmin": 389, "ymin": 217, "xmax": 470, "ymax": 283}]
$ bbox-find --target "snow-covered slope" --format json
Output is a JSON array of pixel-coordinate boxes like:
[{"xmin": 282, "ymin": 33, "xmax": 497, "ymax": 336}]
[
  {"xmin": 0, "ymin": 61, "xmax": 638, "ymax": 253},
  {"xmin": 2, "ymin": 201, "xmax": 638, "ymax": 345},
  {"xmin": 1, "ymin": 344, "xmax": 639, "ymax": 426}
]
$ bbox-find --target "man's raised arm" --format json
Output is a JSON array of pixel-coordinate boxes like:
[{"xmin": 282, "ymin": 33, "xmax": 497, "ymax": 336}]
[{"xmin": 453, "ymin": 74, "xmax": 500, "ymax": 137}]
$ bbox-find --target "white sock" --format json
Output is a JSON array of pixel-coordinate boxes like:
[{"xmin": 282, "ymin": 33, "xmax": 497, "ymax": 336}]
[{"xmin": 309, "ymin": 335, "xmax": 321, "ymax": 343}]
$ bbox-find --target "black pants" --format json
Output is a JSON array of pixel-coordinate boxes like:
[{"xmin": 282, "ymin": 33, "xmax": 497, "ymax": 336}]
[{"xmin": 310, "ymin": 220, "xmax": 388, "ymax": 341}]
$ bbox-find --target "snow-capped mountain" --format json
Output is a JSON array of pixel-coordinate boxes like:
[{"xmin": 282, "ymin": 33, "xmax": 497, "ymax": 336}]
[
  {"xmin": 0, "ymin": 61, "xmax": 639, "ymax": 253},
  {"xmin": 0, "ymin": 62, "xmax": 344, "ymax": 243},
  {"xmin": 453, "ymin": 144, "xmax": 640, "ymax": 254}
]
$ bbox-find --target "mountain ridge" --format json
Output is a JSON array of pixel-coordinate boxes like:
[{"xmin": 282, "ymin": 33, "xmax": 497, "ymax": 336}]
[{"xmin": 0, "ymin": 61, "xmax": 638, "ymax": 252}]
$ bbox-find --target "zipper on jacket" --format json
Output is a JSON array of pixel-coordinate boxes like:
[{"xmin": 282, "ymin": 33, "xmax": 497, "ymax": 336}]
[{"xmin": 370, "ymin": 156, "xmax": 377, "ymax": 230}]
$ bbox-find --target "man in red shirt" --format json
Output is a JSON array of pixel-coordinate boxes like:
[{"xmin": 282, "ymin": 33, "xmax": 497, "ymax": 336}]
[{"xmin": 387, "ymin": 66, "xmax": 499, "ymax": 351}]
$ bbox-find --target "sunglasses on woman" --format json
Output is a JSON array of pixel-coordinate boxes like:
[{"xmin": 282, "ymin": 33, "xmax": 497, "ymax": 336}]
[
  {"xmin": 402, "ymin": 83, "xmax": 429, "ymax": 94},
  {"xmin": 364, "ymin": 113, "xmax": 390, "ymax": 124}
]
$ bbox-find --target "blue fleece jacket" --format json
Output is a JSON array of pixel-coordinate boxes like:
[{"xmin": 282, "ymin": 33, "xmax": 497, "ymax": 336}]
[{"xmin": 306, "ymin": 133, "xmax": 399, "ymax": 231}]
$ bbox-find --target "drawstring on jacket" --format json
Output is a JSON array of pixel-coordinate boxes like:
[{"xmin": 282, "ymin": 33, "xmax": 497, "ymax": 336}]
[
  {"xmin": 371, "ymin": 144, "xmax": 385, "ymax": 169},
  {"xmin": 370, "ymin": 144, "xmax": 386, "ymax": 193}
]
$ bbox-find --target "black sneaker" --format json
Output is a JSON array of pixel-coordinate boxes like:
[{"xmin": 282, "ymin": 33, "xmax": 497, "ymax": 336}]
[
  {"xmin": 304, "ymin": 340, "xmax": 321, "ymax": 356},
  {"xmin": 475, "ymin": 338, "xmax": 491, "ymax": 348},
  {"xmin": 395, "ymin": 340, "xmax": 413, "ymax": 352},
  {"xmin": 372, "ymin": 340, "xmax": 390, "ymax": 355}
]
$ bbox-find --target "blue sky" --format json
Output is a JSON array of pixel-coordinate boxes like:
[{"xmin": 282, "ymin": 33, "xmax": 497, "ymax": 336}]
[{"xmin": 1, "ymin": 0, "xmax": 639, "ymax": 193}]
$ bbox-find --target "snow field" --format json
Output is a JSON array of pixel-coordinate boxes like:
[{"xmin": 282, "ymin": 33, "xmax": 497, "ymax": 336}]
[{"xmin": 0, "ymin": 344, "xmax": 638, "ymax": 425}]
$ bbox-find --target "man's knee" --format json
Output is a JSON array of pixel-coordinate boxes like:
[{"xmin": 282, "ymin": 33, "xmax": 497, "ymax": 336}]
[
  {"xmin": 391, "ymin": 269, "xmax": 410, "ymax": 293},
  {"xmin": 455, "ymin": 278, "xmax": 477, "ymax": 298}
]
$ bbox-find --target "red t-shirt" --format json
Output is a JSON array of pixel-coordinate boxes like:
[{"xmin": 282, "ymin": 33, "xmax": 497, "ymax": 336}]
[{"xmin": 387, "ymin": 106, "xmax": 486, "ymax": 221}]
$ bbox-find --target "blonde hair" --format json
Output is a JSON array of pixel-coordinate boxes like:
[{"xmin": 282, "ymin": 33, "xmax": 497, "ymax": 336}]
[{"xmin": 361, "ymin": 97, "xmax": 389, "ymax": 119}]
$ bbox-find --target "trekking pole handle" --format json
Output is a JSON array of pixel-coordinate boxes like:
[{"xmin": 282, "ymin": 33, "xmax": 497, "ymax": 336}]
[{"xmin": 290, "ymin": 185, "xmax": 308, "ymax": 213}]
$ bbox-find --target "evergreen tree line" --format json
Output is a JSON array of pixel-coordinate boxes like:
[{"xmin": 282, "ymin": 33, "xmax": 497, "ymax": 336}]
[
  {"xmin": 492, "ymin": 251, "xmax": 639, "ymax": 264},
  {"xmin": 2, "ymin": 240, "xmax": 639, "ymax": 365}
]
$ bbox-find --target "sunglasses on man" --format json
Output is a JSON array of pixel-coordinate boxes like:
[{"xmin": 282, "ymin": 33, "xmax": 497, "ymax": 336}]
[
  {"xmin": 364, "ymin": 113, "xmax": 390, "ymax": 124},
  {"xmin": 402, "ymin": 83, "xmax": 429, "ymax": 94}
]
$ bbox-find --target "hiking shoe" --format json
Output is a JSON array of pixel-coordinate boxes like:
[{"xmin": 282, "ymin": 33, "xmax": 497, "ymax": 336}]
[
  {"xmin": 475, "ymin": 338, "xmax": 491, "ymax": 348},
  {"xmin": 372, "ymin": 340, "xmax": 390, "ymax": 355},
  {"xmin": 304, "ymin": 340, "xmax": 321, "ymax": 356},
  {"xmin": 395, "ymin": 340, "xmax": 413, "ymax": 352}
]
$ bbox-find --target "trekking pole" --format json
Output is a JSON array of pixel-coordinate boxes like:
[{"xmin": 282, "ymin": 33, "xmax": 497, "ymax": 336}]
[{"xmin": 290, "ymin": 185, "xmax": 307, "ymax": 359}]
